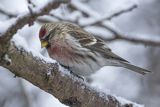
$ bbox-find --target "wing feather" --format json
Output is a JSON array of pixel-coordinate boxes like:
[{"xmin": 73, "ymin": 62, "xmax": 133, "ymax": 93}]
[{"xmin": 67, "ymin": 29, "xmax": 128, "ymax": 62}]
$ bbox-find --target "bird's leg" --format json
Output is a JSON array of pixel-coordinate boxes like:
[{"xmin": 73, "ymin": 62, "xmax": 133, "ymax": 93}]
[
  {"xmin": 70, "ymin": 71, "xmax": 84, "ymax": 81},
  {"xmin": 60, "ymin": 64, "xmax": 70, "ymax": 70},
  {"xmin": 60, "ymin": 64, "xmax": 84, "ymax": 81}
]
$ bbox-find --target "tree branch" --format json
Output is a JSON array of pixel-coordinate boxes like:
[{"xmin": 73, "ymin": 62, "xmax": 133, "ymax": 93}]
[
  {"xmin": 0, "ymin": 0, "xmax": 70, "ymax": 44},
  {"xmin": 0, "ymin": 43, "xmax": 135, "ymax": 107},
  {"xmin": 0, "ymin": 6, "xmax": 17, "ymax": 18},
  {"xmin": 79, "ymin": 4, "xmax": 138, "ymax": 27},
  {"xmin": 107, "ymin": 4, "xmax": 138, "ymax": 20},
  {"xmin": 26, "ymin": 0, "xmax": 36, "ymax": 7},
  {"xmin": 103, "ymin": 35, "xmax": 160, "ymax": 46},
  {"xmin": 0, "ymin": 1, "xmax": 145, "ymax": 106},
  {"xmin": 68, "ymin": 2, "xmax": 160, "ymax": 47}
]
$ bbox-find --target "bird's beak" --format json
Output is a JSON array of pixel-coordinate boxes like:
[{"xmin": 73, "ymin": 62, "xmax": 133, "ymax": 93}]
[{"xmin": 41, "ymin": 40, "xmax": 49, "ymax": 48}]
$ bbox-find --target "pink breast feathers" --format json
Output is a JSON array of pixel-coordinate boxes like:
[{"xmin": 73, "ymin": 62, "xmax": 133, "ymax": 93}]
[{"xmin": 48, "ymin": 44, "xmax": 75, "ymax": 63}]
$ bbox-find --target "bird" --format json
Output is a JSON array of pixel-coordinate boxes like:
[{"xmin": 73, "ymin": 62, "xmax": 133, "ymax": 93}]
[{"xmin": 39, "ymin": 21, "xmax": 151, "ymax": 77}]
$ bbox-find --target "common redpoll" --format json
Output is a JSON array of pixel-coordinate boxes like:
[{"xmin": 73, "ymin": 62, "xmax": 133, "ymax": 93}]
[{"xmin": 39, "ymin": 22, "xmax": 151, "ymax": 76}]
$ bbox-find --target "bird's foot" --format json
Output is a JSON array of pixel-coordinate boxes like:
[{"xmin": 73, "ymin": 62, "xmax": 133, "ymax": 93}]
[
  {"xmin": 70, "ymin": 70, "xmax": 84, "ymax": 81},
  {"xmin": 60, "ymin": 64, "xmax": 70, "ymax": 70},
  {"xmin": 60, "ymin": 64, "xmax": 84, "ymax": 81}
]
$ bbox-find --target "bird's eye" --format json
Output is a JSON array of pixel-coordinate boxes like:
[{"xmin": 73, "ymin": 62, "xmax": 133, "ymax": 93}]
[{"xmin": 39, "ymin": 27, "xmax": 46, "ymax": 39}]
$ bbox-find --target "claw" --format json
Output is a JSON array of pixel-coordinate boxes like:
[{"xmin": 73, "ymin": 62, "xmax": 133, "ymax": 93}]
[
  {"xmin": 60, "ymin": 64, "xmax": 84, "ymax": 81},
  {"xmin": 70, "ymin": 71, "xmax": 84, "ymax": 81}
]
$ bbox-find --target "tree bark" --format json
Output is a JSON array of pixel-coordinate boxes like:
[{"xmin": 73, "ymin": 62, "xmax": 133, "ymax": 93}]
[
  {"xmin": 0, "ymin": 43, "xmax": 134, "ymax": 107},
  {"xmin": 0, "ymin": 0, "xmax": 141, "ymax": 106}
]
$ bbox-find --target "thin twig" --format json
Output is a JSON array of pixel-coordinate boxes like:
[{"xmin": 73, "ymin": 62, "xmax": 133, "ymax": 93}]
[
  {"xmin": 0, "ymin": 0, "xmax": 70, "ymax": 44},
  {"xmin": 107, "ymin": 4, "xmax": 137, "ymax": 20},
  {"xmin": 49, "ymin": 14, "xmax": 65, "ymax": 21},
  {"xmin": 37, "ymin": 13, "xmax": 76, "ymax": 24},
  {"xmin": 0, "ymin": 7, "xmax": 17, "ymax": 18},
  {"xmin": 35, "ymin": 1, "xmax": 160, "ymax": 47},
  {"xmin": 38, "ymin": 12, "xmax": 160, "ymax": 47},
  {"xmin": 82, "ymin": 4, "xmax": 138, "ymax": 27},
  {"xmin": 26, "ymin": 0, "xmax": 36, "ymax": 15},
  {"xmin": 26, "ymin": 0, "xmax": 35, "ymax": 25},
  {"xmin": 69, "ymin": 2, "xmax": 135, "ymax": 35},
  {"xmin": 27, "ymin": 0, "xmax": 36, "ymax": 7},
  {"xmin": 106, "ymin": 36, "xmax": 160, "ymax": 46},
  {"xmin": 69, "ymin": 2, "xmax": 160, "ymax": 47}
]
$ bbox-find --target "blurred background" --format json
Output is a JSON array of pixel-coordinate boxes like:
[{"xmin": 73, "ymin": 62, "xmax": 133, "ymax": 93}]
[{"xmin": 0, "ymin": 0, "xmax": 160, "ymax": 107}]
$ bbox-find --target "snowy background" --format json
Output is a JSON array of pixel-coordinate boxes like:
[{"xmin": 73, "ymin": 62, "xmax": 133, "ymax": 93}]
[{"xmin": 0, "ymin": 0, "xmax": 160, "ymax": 107}]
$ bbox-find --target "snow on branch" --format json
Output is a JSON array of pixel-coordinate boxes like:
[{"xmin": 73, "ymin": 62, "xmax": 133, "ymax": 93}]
[
  {"xmin": 0, "ymin": 37, "xmax": 143, "ymax": 106},
  {"xmin": 26, "ymin": 0, "xmax": 36, "ymax": 7},
  {"xmin": 0, "ymin": 0, "xmax": 144, "ymax": 106},
  {"xmin": 37, "ymin": 1, "xmax": 160, "ymax": 47},
  {"xmin": 68, "ymin": 1, "xmax": 160, "ymax": 47},
  {"xmin": 70, "ymin": 0, "xmax": 99, "ymax": 17},
  {"xmin": 0, "ymin": 5, "xmax": 17, "ymax": 18},
  {"xmin": 0, "ymin": 43, "xmax": 141, "ymax": 107},
  {"xmin": 0, "ymin": 0, "xmax": 70, "ymax": 44},
  {"xmin": 72, "ymin": 3, "xmax": 138, "ymax": 26}
]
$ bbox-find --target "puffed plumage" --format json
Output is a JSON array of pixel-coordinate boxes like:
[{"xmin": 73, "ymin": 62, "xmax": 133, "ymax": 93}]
[{"xmin": 39, "ymin": 22, "xmax": 151, "ymax": 76}]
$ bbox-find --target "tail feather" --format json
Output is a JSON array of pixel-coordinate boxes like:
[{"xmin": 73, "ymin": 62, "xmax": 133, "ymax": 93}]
[{"xmin": 120, "ymin": 62, "xmax": 151, "ymax": 75}]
